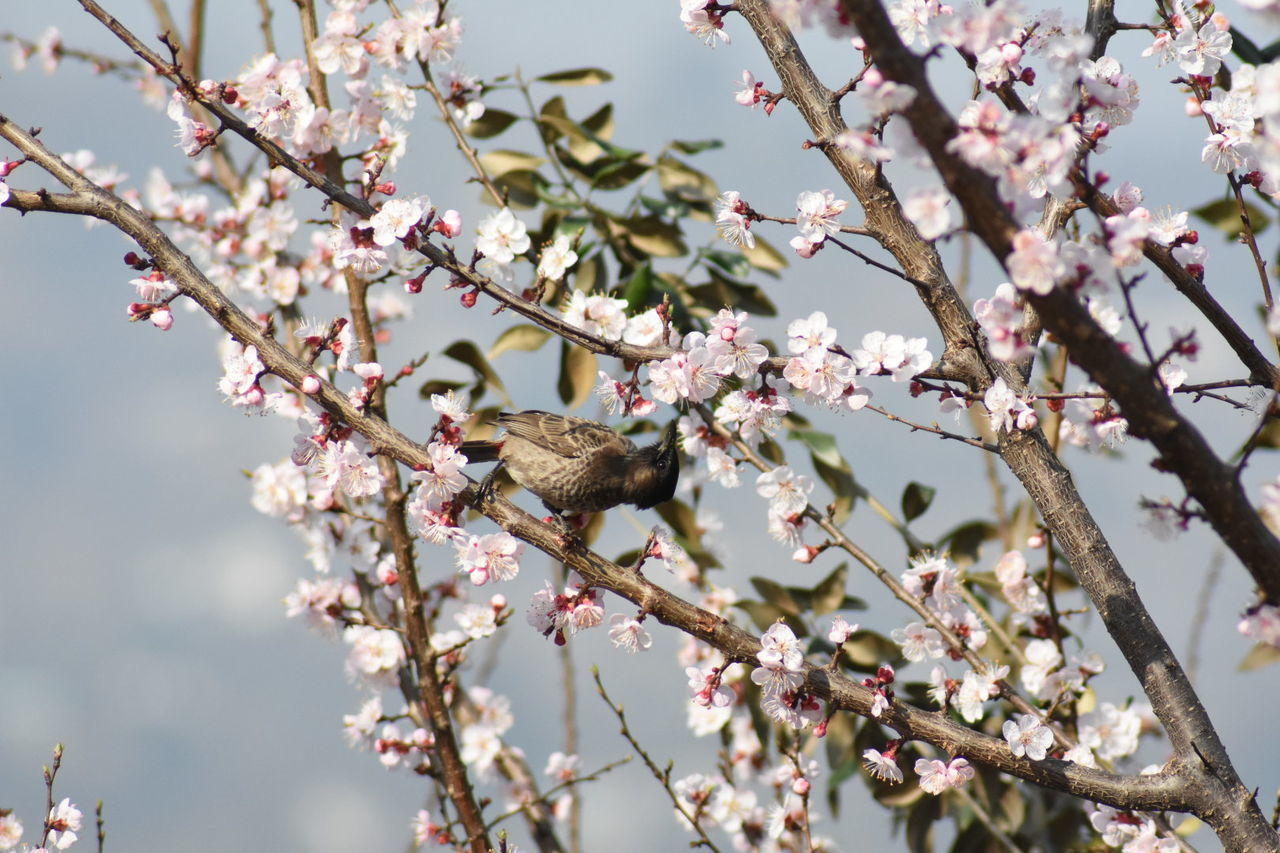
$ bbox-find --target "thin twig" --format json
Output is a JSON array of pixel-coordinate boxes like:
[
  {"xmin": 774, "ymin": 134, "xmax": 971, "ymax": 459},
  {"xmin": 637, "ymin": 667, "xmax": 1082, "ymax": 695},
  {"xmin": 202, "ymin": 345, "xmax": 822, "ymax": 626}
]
[{"xmin": 592, "ymin": 669, "xmax": 724, "ymax": 853}]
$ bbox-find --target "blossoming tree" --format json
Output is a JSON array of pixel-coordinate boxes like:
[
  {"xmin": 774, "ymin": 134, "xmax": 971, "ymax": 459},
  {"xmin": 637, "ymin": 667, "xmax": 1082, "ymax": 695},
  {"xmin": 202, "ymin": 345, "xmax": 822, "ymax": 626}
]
[{"xmin": 3, "ymin": 0, "xmax": 1280, "ymax": 852}]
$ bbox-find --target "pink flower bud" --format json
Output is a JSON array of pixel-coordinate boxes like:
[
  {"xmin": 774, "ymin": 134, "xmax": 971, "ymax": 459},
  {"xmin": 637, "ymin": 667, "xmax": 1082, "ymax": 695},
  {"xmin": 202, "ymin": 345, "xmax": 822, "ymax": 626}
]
[
  {"xmin": 1185, "ymin": 97, "xmax": 1202, "ymax": 117},
  {"xmin": 432, "ymin": 210, "xmax": 463, "ymax": 239},
  {"xmin": 791, "ymin": 778, "xmax": 811, "ymax": 796},
  {"xmin": 302, "ymin": 374, "xmax": 322, "ymax": 394},
  {"xmin": 150, "ymin": 307, "xmax": 174, "ymax": 331}
]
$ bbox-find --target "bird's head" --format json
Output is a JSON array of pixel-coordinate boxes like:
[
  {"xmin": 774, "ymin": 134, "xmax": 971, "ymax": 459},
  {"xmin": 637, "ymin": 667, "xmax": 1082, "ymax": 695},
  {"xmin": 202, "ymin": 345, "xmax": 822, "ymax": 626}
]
[{"xmin": 632, "ymin": 421, "xmax": 680, "ymax": 510}]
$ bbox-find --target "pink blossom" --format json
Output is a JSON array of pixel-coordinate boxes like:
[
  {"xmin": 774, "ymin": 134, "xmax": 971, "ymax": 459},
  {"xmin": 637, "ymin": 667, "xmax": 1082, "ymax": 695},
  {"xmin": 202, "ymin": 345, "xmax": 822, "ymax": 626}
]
[
  {"xmin": 609, "ymin": 614, "xmax": 653, "ymax": 652},
  {"xmin": 734, "ymin": 70, "xmax": 765, "ymax": 107},
  {"xmin": 756, "ymin": 465, "xmax": 814, "ymax": 516},
  {"xmin": 984, "ymin": 377, "xmax": 1038, "ymax": 433},
  {"xmin": 455, "ymin": 532, "xmax": 524, "ymax": 585},
  {"xmin": 974, "ymin": 282, "xmax": 1033, "ymax": 361},
  {"xmin": 794, "ymin": 189, "xmax": 847, "ymax": 245},
  {"xmin": 915, "ymin": 757, "xmax": 975, "ymax": 794},
  {"xmin": 475, "ymin": 207, "xmax": 530, "ymax": 264},
  {"xmin": 862, "ymin": 747, "xmax": 904, "ymax": 783},
  {"xmin": 370, "ymin": 196, "xmax": 426, "ymax": 247},
  {"xmin": 1007, "ymin": 229, "xmax": 1065, "ymax": 295},
  {"xmin": 1003, "ymin": 713, "xmax": 1054, "ymax": 760}
]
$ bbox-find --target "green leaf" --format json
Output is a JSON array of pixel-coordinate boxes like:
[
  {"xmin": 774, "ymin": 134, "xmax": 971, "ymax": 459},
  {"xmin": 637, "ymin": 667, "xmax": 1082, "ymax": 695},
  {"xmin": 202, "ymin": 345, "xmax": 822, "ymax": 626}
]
[
  {"xmin": 491, "ymin": 169, "xmax": 544, "ymax": 210},
  {"xmin": 580, "ymin": 102, "xmax": 615, "ymax": 141},
  {"xmin": 793, "ymin": 429, "xmax": 846, "ymax": 470},
  {"xmin": 1191, "ymin": 197, "xmax": 1271, "ymax": 239},
  {"xmin": 839, "ymin": 629, "xmax": 901, "ymax": 671},
  {"xmin": 790, "ymin": 429, "xmax": 864, "ymax": 524},
  {"xmin": 687, "ymin": 270, "xmax": 778, "ymax": 317},
  {"xmin": 443, "ymin": 340, "xmax": 511, "ymax": 406},
  {"xmin": 1239, "ymin": 642, "xmax": 1280, "ymax": 670},
  {"xmin": 703, "ymin": 249, "xmax": 754, "ymax": 279},
  {"xmin": 617, "ymin": 214, "xmax": 688, "ymax": 258},
  {"xmin": 671, "ymin": 138, "xmax": 724, "ymax": 155},
  {"xmin": 557, "ymin": 340, "xmax": 598, "ymax": 410},
  {"xmin": 463, "ymin": 108, "xmax": 518, "ymax": 139},
  {"xmin": 478, "ymin": 149, "xmax": 547, "ymax": 177},
  {"xmin": 535, "ymin": 67, "xmax": 615, "ymax": 86},
  {"xmin": 543, "ymin": 117, "xmax": 607, "ymax": 164},
  {"xmin": 622, "ymin": 262, "xmax": 655, "ymax": 311},
  {"xmin": 588, "ymin": 158, "xmax": 652, "ymax": 191},
  {"xmin": 901, "ymin": 481, "xmax": 937, "ymax": 522},
  {"xmin": 574, "ymin": 252, "xmax": 606, "ymax": 293},
  {"xmin": 657, "ymin": 153, "xmax": 719, "ymax": 208},
  {"xmin": 938, "ymin": 520, "xmax": 997, "ymax": 568},
  {"xmin": 416, "ymin": 378, "xmax": 465, "ymax": 400},
  {"xmin": 741, "ymin": 234, "xmax": 789, "ymax": 273},
  {"xmin": 488, "ymin": 324, "xmax": 552, "ymax": 360},
  {"xmin": 1229, "ymin": 26, "xmax": 1265, "ymax": 65},
  {"xmin": 905, "ymin": 792, "xmax": 941, "ymax": 853},
  {"xmin": 750, "ymin": 576, "xmax": 803, "ymax": 616},
  {"xmin": 734, "ymin": 600, "xmax": 797, "ymax": 634},
  {"xmin": 655, "ymin": 498, "xmax": 701, "ymax": 542},
  {"xmin": 810, "ymin": 563, "xmax": 849, "ymax": 615}
]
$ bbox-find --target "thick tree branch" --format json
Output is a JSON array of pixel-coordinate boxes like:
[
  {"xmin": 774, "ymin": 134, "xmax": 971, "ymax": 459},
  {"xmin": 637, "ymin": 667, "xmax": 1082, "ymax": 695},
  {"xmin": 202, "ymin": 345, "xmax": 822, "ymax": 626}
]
[
  {"xmin": 798, "ymin": 3, "xmax": 1278, "ymax": 850},
  {"xmin": 0, "ymin": 108, "xmax": 1213, "ymax": 825}
]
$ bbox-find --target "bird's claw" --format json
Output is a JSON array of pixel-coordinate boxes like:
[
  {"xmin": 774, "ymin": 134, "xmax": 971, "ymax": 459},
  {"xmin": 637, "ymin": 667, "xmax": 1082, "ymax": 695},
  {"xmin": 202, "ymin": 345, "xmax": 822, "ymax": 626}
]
[{"xmin": 474, "ymin": 464, "xmax": 503, "ymax": 508}]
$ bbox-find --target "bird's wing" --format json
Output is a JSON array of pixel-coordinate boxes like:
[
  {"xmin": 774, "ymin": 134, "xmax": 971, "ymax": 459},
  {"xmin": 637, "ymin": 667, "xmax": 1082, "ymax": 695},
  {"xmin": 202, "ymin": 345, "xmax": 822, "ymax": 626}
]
[{"xmin": 497, "ymin": 411, "xmax": 633, "ymax": 459}]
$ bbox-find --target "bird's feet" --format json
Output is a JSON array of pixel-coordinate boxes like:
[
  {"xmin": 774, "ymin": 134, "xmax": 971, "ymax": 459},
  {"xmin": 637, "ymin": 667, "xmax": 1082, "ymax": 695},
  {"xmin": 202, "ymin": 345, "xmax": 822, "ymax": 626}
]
[
  {"xmin": 474, "ymin": 464, "xmax": 504, "ymax": 507},
  {"xmin": 544, "ymin": 512, "xmax": 588, "ymax": 548}
]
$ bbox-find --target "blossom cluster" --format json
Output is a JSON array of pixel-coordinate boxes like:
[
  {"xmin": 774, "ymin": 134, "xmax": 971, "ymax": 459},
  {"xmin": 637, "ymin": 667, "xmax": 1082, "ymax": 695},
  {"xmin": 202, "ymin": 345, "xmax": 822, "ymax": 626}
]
[{"xmin": 751, "ymin": 622, "xmax": 823, "ymax": 729}]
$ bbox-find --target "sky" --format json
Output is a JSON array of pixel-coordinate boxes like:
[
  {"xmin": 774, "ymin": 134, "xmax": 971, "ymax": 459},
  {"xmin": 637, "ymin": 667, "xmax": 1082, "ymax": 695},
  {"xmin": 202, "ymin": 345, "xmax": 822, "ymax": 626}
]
[{"xmin": 2, "ymin": 2, "xmax": 1279, "ymax": 852}]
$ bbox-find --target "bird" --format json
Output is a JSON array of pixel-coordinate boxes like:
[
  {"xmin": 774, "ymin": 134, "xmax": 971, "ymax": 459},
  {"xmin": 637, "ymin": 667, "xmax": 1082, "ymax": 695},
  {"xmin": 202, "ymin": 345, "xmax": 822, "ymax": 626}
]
[{"xmin": 461, "ymin": 410, "xmax": 680, "ymax": 518}]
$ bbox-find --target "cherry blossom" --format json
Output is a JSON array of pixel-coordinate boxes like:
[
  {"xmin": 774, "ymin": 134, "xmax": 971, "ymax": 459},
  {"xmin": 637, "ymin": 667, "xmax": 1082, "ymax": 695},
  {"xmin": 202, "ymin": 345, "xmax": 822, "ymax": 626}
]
[
  {"xmin": 537, "ymin": 234, "xmax": 579, "ymax": 281},
  {"xmin": 563, "ymin": 291, "xmax": 628, "ymax": 340},
  {"xmin": 892, "ymin": 621, "xmax": 946, "ymax": 662},
  {"xmin": 984, "ymin": 377, "xmax": 1039, "ymax": 433},
  {"xmin": 0, "ymin": 812, "xmax": 22, "ymax": 849},
  {"xmin": 752, "ymin": 621, "xmax": 806, "ymax": 695},
  {"xmin": 475, "ymin": 207, "xmax": 530, "ymax": 264},
  {"xmin": 1238, "ymin": 603, "xmax": 1280, "ymax": 647},
  {"xmin": 903, "ymin": 186, "xmax": 953, "ymax": 240},
  {"xmin": 370, "ymin": 196, "xmax": 427, "ymax": 246},
  {"xmin": 608, "ymin": 614, "xmax": 653, "ymax": 653},
  {"xmin": 344, "ymin": 624, "xmax": 405, "ymax": 687},
  {"xmin": 1173, "ymin": 18, "xmax": 1232, "ymax": 77},
  {"xmin": 756, "ymin": 465, "xmax": 814, "ymax": 517},
  {"xmin": 1002, "ymin": 713, "xmax": 1054, "ymax": 760},
  {"xmin": 787, "ymin": 310, "xmax": 836, "ymax": 358},
  {"xmin": 455, "ymin": 531, "xmax": 524, "ymax": 585},
  {"xmin": 1077, "ymin": 702, "xmax": 1142, "ymax": 760},
  {"xmin": 680, "ymin": 0, "xmax": 730, "ymax": 46},
  {"xmin": 915, "ymin": 757, "xmax": 975, "ymax": 794},
  {"xmin": 862, "ymin": 747, "xmax": 904, "ymax": 783},
  {"xmin": 706, "ymin": 309, "xmax": 769, "ymax": 378},
  {"xmin": 794, "ymin": 189, "xmax": 847, "ymax": 246},
  {"xmin": 1007, "ymin": 229, "xmax": 1065, "ymax": 295},
  {"xmin": 715, "ymin": 190, "xmax": 756, "ymax": 248},
  {"xmin": 734, "ymin": 70, "xmax": 765, "ymax": 107}
]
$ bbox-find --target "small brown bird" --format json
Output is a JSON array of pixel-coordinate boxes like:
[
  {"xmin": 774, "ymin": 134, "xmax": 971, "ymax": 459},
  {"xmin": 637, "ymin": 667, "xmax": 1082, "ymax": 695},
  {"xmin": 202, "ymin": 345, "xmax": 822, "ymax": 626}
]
[{"xmin": 462, "ymin": 410, "xmax": 679, "ymax": 517}]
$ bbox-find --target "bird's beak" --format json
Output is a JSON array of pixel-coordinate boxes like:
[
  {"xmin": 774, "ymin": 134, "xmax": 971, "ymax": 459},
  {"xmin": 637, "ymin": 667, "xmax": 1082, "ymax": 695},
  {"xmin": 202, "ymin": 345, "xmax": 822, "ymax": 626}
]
[{"xmin": 660, "ymin": 421, "xmax": 679, "ymax": 454}]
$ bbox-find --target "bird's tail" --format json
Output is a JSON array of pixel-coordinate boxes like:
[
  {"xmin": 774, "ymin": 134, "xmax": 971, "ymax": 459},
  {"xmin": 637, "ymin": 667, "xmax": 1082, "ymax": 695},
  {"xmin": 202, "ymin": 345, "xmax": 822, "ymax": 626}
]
[{"xmin": 459, "ymin": 439, "xmax": 502, "ymax": 463}]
